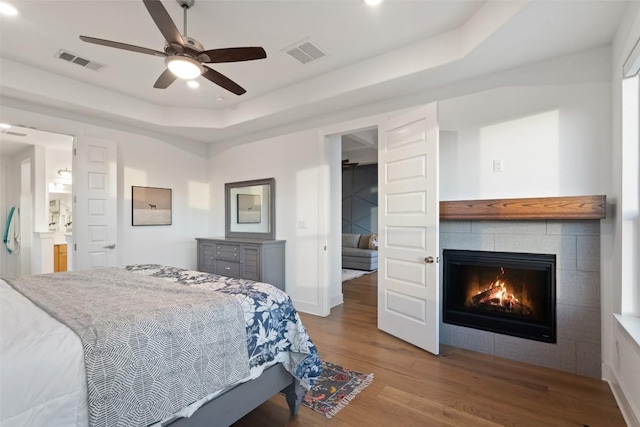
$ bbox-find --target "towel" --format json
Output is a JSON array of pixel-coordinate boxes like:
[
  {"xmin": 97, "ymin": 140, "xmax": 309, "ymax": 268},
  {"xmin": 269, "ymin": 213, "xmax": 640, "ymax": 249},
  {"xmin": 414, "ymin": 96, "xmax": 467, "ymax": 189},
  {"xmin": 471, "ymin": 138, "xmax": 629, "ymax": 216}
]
[{"xmin": 3, "ymin": 206, "xmax": 21, "ymax": 254}]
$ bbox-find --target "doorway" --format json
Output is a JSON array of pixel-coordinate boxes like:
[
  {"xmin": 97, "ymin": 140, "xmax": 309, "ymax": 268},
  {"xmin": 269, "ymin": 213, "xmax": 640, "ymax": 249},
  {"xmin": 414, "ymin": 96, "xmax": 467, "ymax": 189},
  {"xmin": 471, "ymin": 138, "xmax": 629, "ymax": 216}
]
[
  {"xmin": 0, "ymin": 125, "xmax": 73, "ymax": 277},
  {"xmin": 340, "ymin": 129, "xmax": 379, "ymax": 314},
  {"xmin": 320, "ymin": 103, "xmax": 441, "ymax": 355}
]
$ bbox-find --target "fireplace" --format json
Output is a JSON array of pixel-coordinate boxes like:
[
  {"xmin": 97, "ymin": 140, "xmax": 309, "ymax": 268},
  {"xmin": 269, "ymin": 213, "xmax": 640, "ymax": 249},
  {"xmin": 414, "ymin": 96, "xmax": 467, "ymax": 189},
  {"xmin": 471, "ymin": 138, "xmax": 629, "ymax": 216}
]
[{"xmin": 442, "ymin": 249, "xmax": 556, "ymax": 343}]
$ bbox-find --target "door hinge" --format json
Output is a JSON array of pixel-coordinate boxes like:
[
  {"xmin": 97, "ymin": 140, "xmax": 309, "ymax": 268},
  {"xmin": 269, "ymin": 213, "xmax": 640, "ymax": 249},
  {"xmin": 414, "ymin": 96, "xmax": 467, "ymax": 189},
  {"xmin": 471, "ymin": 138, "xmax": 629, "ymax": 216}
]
[
  {"xmin": 73, "ymin": 147, "xmax": 77, "ymax": 156},
  {"xmin": 74, "ymin": 195, "xmax": 77, "ymax": 203},
  {"xmin": 74, "ymin": 243, "xmax": 77, "ymax": 251}
]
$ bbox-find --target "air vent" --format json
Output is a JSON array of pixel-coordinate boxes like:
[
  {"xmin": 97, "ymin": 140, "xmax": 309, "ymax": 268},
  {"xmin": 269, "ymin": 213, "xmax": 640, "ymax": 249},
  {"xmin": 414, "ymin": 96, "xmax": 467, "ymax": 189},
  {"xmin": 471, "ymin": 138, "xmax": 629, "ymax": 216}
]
[
  {"xmin": 55, "ymin": 50, "xmax": 106, "ymax": 71},
  {"xmin": 283, "ymin": 38, "xmax": 326, "ymax": 64},
  {"xmin": 2, "ymin": 130, "xmax": 27, "ymax": 137}
]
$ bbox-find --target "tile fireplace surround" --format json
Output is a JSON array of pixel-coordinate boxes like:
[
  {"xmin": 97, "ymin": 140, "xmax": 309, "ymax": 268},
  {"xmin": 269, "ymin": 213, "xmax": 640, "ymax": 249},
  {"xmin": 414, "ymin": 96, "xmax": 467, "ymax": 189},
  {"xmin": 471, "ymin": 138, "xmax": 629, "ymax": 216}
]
[{"xmin": 439, "ymin": 218, "xmax": 601, "ymax": 379}]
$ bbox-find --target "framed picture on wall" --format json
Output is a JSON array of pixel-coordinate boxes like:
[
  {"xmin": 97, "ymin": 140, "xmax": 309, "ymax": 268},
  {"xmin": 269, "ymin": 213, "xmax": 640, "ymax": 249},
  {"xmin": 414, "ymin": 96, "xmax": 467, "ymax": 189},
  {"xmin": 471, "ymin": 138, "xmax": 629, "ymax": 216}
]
[
  {"xmin": 237, "ymin": 194, "xmax": 261, "ymax": 223},
  {"xmin": 132, "ymin": 186, "xmax": 172, "ymax": 226}
]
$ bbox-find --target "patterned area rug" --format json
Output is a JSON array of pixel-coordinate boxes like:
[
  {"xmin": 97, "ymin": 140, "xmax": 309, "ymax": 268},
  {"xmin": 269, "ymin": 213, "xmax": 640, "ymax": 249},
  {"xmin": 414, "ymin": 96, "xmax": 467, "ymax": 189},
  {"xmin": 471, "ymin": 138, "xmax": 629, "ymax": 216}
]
[
  {"xmin": 302, "ymin": 361, "xmax": 374, "ymax": 418},
  {"xmin": 341, "ymin": 268, "xmax": 376, "ymax": 282}
]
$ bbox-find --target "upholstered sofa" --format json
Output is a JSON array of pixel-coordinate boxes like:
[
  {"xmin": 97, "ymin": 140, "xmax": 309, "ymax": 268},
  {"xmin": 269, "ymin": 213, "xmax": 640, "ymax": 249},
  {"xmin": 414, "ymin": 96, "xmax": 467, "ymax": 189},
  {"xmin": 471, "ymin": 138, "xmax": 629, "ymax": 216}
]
[{"xmin": 342, "ymin": 233, "xmax": 378, "ymax": 271}]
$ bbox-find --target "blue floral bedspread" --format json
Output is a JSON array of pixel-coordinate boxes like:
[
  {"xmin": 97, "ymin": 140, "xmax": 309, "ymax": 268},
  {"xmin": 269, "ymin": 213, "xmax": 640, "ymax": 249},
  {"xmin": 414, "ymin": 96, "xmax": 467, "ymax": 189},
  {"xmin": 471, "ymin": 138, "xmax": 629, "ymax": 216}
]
[{"xmin": 125, "ymin": 264, "xmax": 322, "ymax": 388}]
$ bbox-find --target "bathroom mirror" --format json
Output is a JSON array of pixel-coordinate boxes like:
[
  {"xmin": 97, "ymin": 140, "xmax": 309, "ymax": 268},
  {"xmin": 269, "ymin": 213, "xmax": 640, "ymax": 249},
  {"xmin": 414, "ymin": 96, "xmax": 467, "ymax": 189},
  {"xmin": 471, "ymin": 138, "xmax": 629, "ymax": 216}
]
[{"xmin": 225, "ymin": 178, "xmax": 275, "ymax": 240}]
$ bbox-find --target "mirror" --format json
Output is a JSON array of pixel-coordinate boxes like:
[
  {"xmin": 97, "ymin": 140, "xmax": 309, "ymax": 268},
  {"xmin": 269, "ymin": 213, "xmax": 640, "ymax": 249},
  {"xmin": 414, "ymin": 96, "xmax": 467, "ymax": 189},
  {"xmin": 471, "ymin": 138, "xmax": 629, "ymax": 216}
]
[{"xmin": 225, "ymin": 178, "xmax": 275, "ymax": 240}]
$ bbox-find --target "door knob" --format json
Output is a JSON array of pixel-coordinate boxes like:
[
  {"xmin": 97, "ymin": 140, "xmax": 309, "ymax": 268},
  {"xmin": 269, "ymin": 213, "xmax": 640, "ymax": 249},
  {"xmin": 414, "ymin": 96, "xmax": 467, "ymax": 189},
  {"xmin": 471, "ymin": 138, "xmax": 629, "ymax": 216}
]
[
  {"xmin": 425, "ymin": 256, "xmax": 435, "ymax": 264},
  {"xmin": 104, "ymin": 244, "xmax": 116, "ymax": 250}
]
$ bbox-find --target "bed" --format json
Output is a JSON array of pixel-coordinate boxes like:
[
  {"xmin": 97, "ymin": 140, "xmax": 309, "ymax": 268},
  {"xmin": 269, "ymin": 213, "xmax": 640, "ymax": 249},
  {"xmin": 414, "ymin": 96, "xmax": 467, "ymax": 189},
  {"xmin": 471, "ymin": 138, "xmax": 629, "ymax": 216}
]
[{"xmin": 0, "ymin": 264, "xmax": 322, "ymax": 427}]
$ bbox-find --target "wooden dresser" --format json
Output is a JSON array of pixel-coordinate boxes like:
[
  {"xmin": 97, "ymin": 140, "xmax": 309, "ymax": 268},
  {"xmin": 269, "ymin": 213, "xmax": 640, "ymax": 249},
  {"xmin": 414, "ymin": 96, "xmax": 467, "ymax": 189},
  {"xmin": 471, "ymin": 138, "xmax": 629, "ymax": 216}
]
[{"xmin": 196, "ymin": 237, "xmax": 285, "ymax": 291}]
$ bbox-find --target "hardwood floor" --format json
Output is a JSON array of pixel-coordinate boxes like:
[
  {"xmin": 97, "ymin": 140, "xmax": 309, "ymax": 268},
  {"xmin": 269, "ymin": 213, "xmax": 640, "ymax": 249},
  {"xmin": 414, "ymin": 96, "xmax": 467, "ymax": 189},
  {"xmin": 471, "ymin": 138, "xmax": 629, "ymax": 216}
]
[{"xmin": 234, "ymin": 272, "xmax": 626, "ymax": 427}]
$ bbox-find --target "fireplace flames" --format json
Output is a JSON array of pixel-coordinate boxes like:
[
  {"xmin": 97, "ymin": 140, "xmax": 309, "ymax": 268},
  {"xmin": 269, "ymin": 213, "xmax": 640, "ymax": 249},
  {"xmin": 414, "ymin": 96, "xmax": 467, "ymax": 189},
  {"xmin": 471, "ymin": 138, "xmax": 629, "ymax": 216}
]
[{"xmin": 466, "ymin": 268, "xmax": 533, "ymax": 316}]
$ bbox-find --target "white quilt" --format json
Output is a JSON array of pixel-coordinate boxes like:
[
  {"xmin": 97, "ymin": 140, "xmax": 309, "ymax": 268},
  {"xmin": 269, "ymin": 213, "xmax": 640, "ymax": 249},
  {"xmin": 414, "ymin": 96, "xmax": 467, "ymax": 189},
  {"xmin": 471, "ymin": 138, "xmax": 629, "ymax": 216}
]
[{"xmin": 0, "ymin": 280, "xmax": 88, "ymax": 427}]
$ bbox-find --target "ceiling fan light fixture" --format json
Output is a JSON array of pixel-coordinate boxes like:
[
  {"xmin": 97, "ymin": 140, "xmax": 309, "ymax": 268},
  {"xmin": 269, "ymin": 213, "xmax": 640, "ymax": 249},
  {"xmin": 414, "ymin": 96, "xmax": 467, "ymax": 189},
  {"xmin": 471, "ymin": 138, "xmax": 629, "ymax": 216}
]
[
  {"xmin": 58, "ymin": 168, "xmax": 72, "ymax": 179},
  {"xmin": 166, "ymin": 56, "xmax": 202, "ymax": 80},
  {"xmin": 80, "ymin": 0, "xmax": 265, "ymax": 94}
]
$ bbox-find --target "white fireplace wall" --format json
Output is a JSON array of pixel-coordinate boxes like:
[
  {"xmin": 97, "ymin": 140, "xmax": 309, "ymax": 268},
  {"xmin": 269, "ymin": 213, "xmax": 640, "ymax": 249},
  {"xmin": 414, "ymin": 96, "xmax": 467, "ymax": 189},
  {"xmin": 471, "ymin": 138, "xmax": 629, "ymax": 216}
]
[{"xmin": 440, "ymin": 219, "xmax": 601, "ymax": 379}]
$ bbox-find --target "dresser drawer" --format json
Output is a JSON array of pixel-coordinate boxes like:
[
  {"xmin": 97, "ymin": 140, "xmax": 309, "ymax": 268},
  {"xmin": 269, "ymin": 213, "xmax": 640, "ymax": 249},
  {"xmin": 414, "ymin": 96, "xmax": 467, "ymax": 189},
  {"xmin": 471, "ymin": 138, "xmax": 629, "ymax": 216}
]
[
  {"xmin": 196, "ymin": 238, "xmax": 285, "ymax": 290},
  {"xmin": 215, "ymin": 244, "xmax": 240, "ymax": 261},
  {"xmin": 215, "ymin": 260, "xmax": 241, "ymax": 278}
]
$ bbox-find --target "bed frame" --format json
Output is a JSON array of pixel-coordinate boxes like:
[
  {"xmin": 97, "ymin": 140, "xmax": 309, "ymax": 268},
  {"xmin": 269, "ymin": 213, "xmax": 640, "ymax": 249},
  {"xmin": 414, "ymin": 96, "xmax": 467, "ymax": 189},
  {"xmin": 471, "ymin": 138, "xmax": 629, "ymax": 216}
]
[{"xmin": 166, "ymin": 363, "xmax": 305, "ymax": 427}]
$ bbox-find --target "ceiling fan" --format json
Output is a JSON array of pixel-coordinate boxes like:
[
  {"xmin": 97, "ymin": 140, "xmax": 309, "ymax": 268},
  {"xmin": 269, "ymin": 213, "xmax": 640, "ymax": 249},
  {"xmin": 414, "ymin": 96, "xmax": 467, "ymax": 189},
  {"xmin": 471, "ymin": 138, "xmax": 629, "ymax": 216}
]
[
  {"xmin": 342, "ymin": 159, "xmax": 359, "ymax": 168},
  {"xmin": 79, "ymin": 0, "xmax": 266, "ymax": 95}
]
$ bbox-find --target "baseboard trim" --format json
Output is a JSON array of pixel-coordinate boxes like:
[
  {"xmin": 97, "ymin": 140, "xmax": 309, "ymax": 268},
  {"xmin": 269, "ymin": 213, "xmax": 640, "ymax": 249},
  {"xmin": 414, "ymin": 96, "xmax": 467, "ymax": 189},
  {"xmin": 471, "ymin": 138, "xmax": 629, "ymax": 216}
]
[
  {"xmin": 291, "ymin": 300, "xmax": 326, "ymax": 317},
  {"xmin": 604, "ymin": 363, "xmax": 640, "ymax": 427},
  {"xmin": 330, "ymin": 293, "xmax": 344, "ymax": 308}
]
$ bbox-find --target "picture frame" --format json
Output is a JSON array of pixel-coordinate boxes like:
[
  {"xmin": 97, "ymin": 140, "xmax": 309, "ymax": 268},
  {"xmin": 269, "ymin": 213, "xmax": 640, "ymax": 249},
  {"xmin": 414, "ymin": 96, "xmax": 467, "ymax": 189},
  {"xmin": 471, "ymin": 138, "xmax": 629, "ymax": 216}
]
[
  {"xmin": 131, "ymin": 186, "xmax": 172, "ymax": 226},
  {"xmin": 237, "ymin": 193, "xmax": 262, "ymax": 224}
]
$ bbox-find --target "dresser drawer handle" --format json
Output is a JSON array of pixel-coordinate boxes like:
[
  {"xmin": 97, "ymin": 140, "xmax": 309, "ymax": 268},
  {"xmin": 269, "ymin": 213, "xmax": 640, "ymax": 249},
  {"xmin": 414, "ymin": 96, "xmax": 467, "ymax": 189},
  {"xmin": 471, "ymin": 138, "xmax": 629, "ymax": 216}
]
[{"xmin": 225, "ymin": 267, "xmax": 231, "ymax": 271}]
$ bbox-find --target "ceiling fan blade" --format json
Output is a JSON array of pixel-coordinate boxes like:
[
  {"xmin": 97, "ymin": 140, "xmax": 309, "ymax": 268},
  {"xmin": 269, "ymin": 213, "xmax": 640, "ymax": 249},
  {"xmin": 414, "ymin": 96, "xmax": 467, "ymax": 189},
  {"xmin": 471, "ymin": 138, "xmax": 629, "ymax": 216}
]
[
  {"xmin": 154, "ymin": 69, "xmax": 177, "ymax": 89},
  {"xmin": 142, "ymin": 0, "xmax": 184, "ymax": 49},
  {"xmin": 80, "ymin": 36, "xmax": 167, "ymax": 58},
  {"xmin": 202, "ymin": 66, "xmax": 246, "ymax": 95},
  {"xmin": 199, "ymin": 47, "xmax": 267, "ymax": 64}
]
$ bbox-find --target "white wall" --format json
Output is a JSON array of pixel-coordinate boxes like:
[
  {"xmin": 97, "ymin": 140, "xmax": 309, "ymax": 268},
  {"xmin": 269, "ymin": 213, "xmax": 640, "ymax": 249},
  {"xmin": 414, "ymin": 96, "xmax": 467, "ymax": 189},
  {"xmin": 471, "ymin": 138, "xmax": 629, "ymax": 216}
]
[
  {"xmin": 117, "ymin": 133, "xmax": 210, "ymax": 269},
  {"xmin": 439, "ymin": 79, "xmax": 611, "ymax": 200},
  {"xmin": 208, "ymin": 129, "xmax": 326, "ymax": 314}
]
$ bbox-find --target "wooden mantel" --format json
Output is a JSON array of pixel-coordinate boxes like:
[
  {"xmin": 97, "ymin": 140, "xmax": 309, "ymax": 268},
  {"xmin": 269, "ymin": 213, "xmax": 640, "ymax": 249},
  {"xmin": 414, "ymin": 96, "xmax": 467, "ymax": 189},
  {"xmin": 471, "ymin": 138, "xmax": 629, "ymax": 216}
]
[{"xmin": 440, "ymin": 195, "xmax": 606, "ymax": 220}]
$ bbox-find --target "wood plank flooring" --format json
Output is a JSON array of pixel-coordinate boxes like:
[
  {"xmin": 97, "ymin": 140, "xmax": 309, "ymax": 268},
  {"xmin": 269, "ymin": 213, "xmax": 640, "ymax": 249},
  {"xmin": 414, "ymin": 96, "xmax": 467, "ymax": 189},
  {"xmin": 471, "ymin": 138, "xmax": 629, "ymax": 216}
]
[{"xmin": 233, "ymin": 272, "xmax": 626, "ymax": 427}]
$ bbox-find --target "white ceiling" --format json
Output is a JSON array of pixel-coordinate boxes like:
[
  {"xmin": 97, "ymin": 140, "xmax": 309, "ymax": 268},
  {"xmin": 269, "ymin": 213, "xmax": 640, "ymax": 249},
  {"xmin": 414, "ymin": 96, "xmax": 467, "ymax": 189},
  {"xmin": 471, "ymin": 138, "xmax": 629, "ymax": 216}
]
[
  {"xmin": 1, "ymin": 0, "xmax": 483, "ymax": 108},
  {"xmin": 0, "ymin": 126, "xmax": 73, "ymax": 156},
  {"xmin": 0, "ymin": 0, "xmax": 631, "ymax": 153},
  {"xmin": 343, "ymin": 128, "xmax": 377, "ymax": 151}
]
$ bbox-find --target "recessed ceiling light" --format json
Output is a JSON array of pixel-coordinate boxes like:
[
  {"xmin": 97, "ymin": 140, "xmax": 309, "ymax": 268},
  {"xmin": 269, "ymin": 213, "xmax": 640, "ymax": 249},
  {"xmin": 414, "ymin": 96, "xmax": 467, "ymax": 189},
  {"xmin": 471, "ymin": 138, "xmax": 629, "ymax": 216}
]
[
  {"xmin": 364, "ymin": 0, "xmax": 382, "ymax": 5},
  {"xmin": 187, "ymin": 80, "xmax": 200, "ymax": 89},
  {"xmin": 0, "ymin": 123, "xmax": 11, "ymax": 129},
  {"xmin": 216, "ymin": 96, "xmax": 225, "ymax": 102},
  {"xmin": 0, "ymin": 2, "xmax": 18, "ymax": 16}
]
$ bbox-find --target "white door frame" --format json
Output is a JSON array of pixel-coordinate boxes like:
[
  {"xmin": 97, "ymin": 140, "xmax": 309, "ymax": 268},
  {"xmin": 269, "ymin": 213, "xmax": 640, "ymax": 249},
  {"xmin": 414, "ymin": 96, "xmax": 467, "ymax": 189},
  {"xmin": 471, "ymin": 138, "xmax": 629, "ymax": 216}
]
[
  {"xmin": 317, "ymin": 114, "xmax": 387, "ymax": 317},
  {"xmin": 0, "ymin": 162, "xmax": 7, "ymax": 277},
  {"xmin": 318, "ymin": 107, "xmax": 439, "ymax": 351}
]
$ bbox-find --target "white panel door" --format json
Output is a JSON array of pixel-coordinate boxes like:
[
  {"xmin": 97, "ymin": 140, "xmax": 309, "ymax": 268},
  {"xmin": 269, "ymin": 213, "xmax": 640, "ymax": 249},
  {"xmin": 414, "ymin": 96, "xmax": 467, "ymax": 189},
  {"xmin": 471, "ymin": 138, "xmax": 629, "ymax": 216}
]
[
  {"xmin": 74, "ymin": 137, "xmax": 117, "ymax": 270},
  {"xmin": 378, "ymin": 103, "xmax": 439, "ymax": 354}
]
